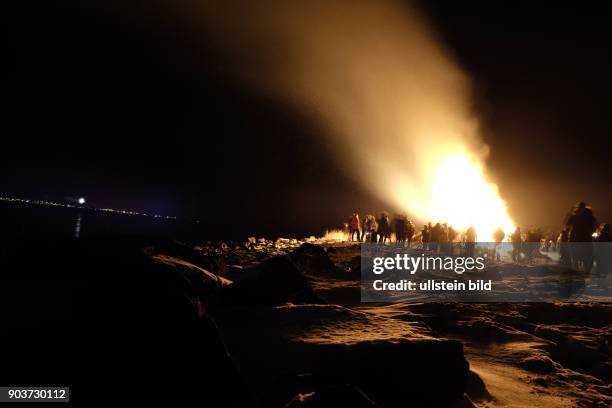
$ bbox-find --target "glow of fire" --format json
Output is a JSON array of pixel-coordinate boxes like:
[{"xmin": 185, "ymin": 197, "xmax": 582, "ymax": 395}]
[
  {"xmin": 323, "ymin": 229, "xmax": 349, "ymax": 242},
  {"xmin": 385, "ymin": 146, "xmax": 516, "ymax": 242},
  {"xmin": 410, "ymin": 154, "xmax": 515, "ymax": 241},
  {"xmin": 196, "ymin": 1, "xmax": 518, "ymax": 241}
]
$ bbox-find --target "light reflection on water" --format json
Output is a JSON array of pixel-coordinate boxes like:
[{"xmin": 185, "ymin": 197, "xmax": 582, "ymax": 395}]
[
  {"xmin": 74, "ymin": 213, "xmax": 82, "ymax": 238},
  {"xmin": 0, "ymin": 203, "xmax": 191, "ymax": 239}
]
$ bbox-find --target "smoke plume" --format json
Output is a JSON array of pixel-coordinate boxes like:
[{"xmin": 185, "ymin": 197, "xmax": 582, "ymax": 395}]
[{"xmin": 190, "ymin": 0, "xmax": 514, "ymax": 237}]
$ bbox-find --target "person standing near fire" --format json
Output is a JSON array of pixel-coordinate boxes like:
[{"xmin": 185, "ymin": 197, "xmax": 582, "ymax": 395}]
[
  {"xmin": 511, "ymin": 227, "xmax": 523, "ymax": 262},
  {"xmin": 421, "ymin": 224, "xmax": 431, "ymax": 250},
  {"xmin": 362, "ymin": 214, "xmax": 377, "ymax": 242},
  {"xmin": 564, "ymin": 201, "xmax": 597, "ymax": 272},
  {"xmin": 377, "ymin": 213, "xmax": 391, "ymax": 244},
  {"xmin": 466, "ymin": 225, "xmax": 477, "ymax": 257},
  {"xmin": 349, "ymin": 212, "xmax": 361, "ymax": 242},
  {"xmin": 406, "ymin": 220, "xmax": 415, "ymax": 248},
  {"xmin": 493, "ymin": 226, "xmax": 505, "ymax": 261}
]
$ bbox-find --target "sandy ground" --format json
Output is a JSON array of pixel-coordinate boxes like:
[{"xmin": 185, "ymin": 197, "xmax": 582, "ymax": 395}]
[
  {"xmin": 200, "ymin": 237, "xmax": 611, "ymax": 407},
  {"xmin": 469, "ymin": 359, "xmax": 574, "ymax": 407}
]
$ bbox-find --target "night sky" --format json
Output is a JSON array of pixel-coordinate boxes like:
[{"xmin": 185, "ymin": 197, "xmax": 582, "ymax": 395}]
[{"xmin": 3, "ymin": 1, "xmax": 611, "ymax": 237}]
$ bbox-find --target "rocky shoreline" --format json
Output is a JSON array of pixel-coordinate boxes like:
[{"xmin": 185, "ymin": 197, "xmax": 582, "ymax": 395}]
[
  {"xmin": 196, "ymin": 237, "xmax": 611, "ymax": 407},
  {"xmin": 1, "ymin": 236, "xmax": 609, "ymax": 406}
]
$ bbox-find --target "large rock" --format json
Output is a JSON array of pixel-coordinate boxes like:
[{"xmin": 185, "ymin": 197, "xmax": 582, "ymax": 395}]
[
  {"xmin": 152, "ymin": 253, "xmax": 232, "ymax": 302},
  {"xmin": 216, "ymin": 304, "xmax": 469, "ymax": 407},
  {"xmin": 0, "ymin": 237, "xmax": 246, "ymax": 405},
  {"xmin": 289, "ymin": 243, "xmax": 340, "ymax": 275},
  {"xmin": 154, "ymin": 238, "xmax": 228, "ymax": 274},
  {"xmin": 213, "ymin": 255, "xmax": 322, "ymax": 306}
]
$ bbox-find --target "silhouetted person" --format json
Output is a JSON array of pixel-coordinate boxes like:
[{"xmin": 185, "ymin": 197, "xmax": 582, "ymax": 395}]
[
  {"xmin": 493, "ymin": 226, "xmax": 505, "ymax": 261},
  {"xmin": 370, "ymin": 216, "xmax": 379, "ymax": 242},
  {"xmin": 558, "ymin": 227, "xmax": 572, "ymax": 266},
  {"xmin": 362, "ymin": 214, "xmax": 376, "ymax": 242},
  {"xmin": 466, "ymin": 225, "xmax": 476, "ymax": 257},
  {"xmin": 565, "ymin": 201, "xmax": 597, "ymax": 272},
  {"xmin": 402, "ymin": 217, "xmax": 411, "ymax": 245},
  {"xmin": 377, "ymin": 213, "xmax": 391, "ymax": 244},
  {"xmin": 392, "ymin": 215, "xmax": 406, "ymax": 244},
  {"xmin": 421, "ymin": 224, "xmax": 430, "ymax": 250},
  {"xmin": 431, "ymin": 223, "xmax": 442, "ymax": 253},
  {"xmin": 443, "ymin": 223, "xmax": 453, "ymax": 254},
  {"xmin": 406, "ymin": 220, "xmax": 415, "ymax": 248},
  {"xmin": 349, "ymin": 212, "xmax": 361, "ymax": 242},
  {"xmin": 525, "ymin": 228, "xmax": 543, "ymax": 261},
  {"xmin": 446, "ymin": 226, "xmax": 457, "ymax": 255},
  {"xmin": 511, "ymin": 227, "xmax": 522, "ymax": 262},
  {"xmin": 565, "ymin": 202, "xmax": 598, "ymax": 241}
]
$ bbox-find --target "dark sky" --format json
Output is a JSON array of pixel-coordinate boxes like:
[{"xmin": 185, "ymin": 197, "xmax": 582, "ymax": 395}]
[{"xmin": 3, "ymin": 1, "xmax": 611, "ymax": 236}]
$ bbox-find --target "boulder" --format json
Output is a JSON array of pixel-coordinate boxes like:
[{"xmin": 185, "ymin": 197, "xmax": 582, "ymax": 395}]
[
  {"xmin": 0, "ymin": 237, "xmax": 247, "ymax": 405},
  {"xmin": 214, "ymin": 256, "xmax": 322, "ymax": 306},
  {"xmin": 216, "ymin": 304, "xmax": 469, "ymax": 407},
  {"xmin": 224, "ymin": 264, "xmax": 246, "ymax": 281},
  {"xmin": 465, "ymin": 370, "xmax": 493, "ymax": 402},
  {"xmin": 151, "ymin": 253, "xmax": 232, "ymax": 302},
  {"xmin": 290, "ymin": 243, "xmax": 340, "ymax": 275},
  {"xmin": 151, "ymin": 238, "xmax": 226, "ymax": 274}
]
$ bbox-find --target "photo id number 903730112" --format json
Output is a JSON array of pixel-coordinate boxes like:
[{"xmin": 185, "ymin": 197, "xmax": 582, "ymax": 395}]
[{"xmin": 0, "ymin": 387, "xmax": 69, "ymax": 403}]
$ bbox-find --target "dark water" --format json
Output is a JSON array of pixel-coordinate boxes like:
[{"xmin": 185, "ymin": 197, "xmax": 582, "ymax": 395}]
[
  {"xmin": 0, "ymin": 202, "xmax": 206, "ymax": 240},
  {"xmin": 0, "ymin": 202, "xmax": 322, "ymax": 241}
]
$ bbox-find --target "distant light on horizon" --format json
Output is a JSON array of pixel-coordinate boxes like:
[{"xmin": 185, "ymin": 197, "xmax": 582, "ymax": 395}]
[{"xmin": 0, "ymin": 195, "xmax": 178, "ymax": 220}]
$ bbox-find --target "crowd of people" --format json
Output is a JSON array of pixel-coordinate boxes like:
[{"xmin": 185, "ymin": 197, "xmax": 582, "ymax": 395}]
[
  {"xmin": 346, "ymin": 212, "xmax": 478, "ymax": 248},
  {"xmin": 348, "ymin": 212, "xmax": 414, "ymax": 244},
  {"xmin": 345, "ymin": 201, "xmax": 611, "ymax": 279}
]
